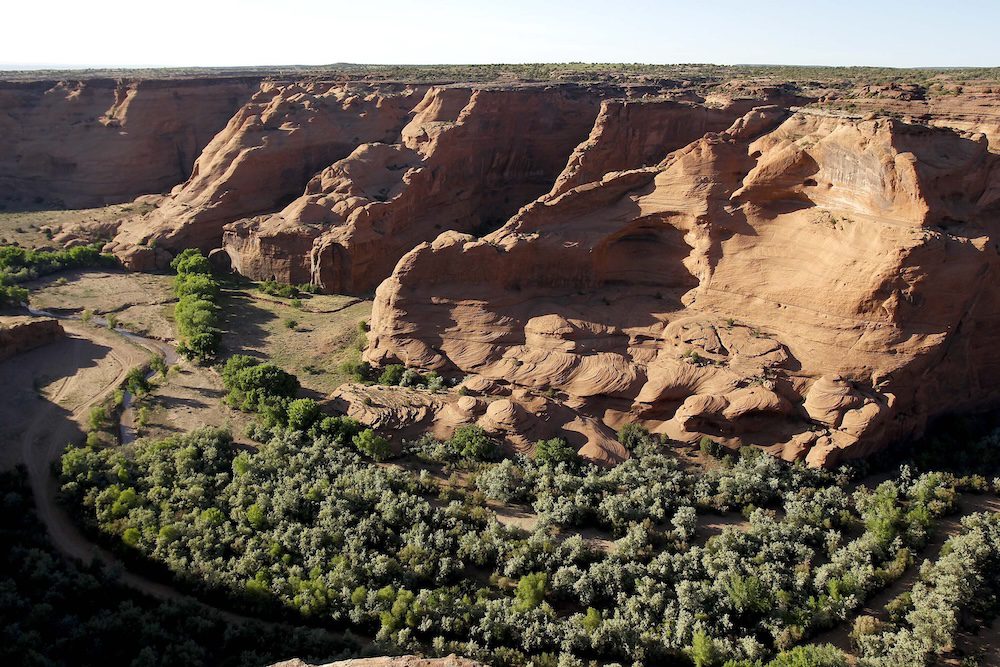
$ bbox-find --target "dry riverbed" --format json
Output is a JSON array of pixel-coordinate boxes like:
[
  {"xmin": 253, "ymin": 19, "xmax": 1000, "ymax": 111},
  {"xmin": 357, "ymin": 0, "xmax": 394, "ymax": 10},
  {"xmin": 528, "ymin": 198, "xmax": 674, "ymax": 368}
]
[{"xmin": 27, "ymin": 269, "xmax": 177, "ymax": 339}]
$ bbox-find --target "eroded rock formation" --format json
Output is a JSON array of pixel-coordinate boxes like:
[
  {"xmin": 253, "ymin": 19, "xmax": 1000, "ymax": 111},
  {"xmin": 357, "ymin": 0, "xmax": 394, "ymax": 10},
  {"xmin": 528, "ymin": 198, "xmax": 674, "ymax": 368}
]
[
  {"xmin": 223, "ymin": 85, "xmax": 605, "ymax": 292},
  {"xmin": 105, "ymin": 81, "xmax": 795, "ymax": 287},
  {"xmin": 366, "ymin": 107, "xmax": 1000, "ymax": 466},
  {"xmin": 548, "ymin": 95, "xmax": 789, "ymax": 198},
  {"xmin": 107, "ymin": 81, "xmax": 424, "ymax": 269},
  {"xmin": 9, "ymin": 69, "xmax": 1000, "ymax": 466},
  {"xmin": 0, "ymin": 78, "xmax": 259, "ymax": 208},
  {"xmin": 0, "ymin": 316, "xmax": 64, "ymax": 362}
]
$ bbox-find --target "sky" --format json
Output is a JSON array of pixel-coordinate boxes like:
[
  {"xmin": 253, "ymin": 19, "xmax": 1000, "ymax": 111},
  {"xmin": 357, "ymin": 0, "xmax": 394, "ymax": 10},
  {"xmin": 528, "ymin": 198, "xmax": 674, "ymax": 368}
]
[{"xmin": 3, "ymin": 0, "xmax": 998, "ymax": 70}]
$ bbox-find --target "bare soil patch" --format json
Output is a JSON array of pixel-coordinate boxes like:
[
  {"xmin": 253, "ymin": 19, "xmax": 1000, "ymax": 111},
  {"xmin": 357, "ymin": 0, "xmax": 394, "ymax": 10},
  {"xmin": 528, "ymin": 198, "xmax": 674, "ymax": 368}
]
[
  {"xmin": 0, "ymin": 204, "xmax": 143, "ymax": 249},
  {"xmin": 695, "ymin": 511, "xmax": 751, "ymax": 545},
  {"xmin": 130, "ymin": 363, "xmax": 254, "ymax": 446},
  {"xmin": 0, "ymin": 320, "xmax": 150, "ymax": 470},
  {"xmin": 28, "ymin": 269, "xmax": 177, "ymax": 340},
  {"xmin": 0, "ymin": 319, "xmax": 150, "ymax": 574},
  {"xmin": 945, "ymin": 612, "xmax": 1000, "ymax": 666},
  {"xmin": 218, "ymin": 286, "xmax": 372, "ymax": 395}
]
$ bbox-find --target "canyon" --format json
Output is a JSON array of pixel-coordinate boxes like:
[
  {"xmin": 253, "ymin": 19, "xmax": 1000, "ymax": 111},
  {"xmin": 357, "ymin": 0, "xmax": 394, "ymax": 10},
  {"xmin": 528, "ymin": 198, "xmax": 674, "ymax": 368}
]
[{"xmin": 7, "ymin": 69, "xmax": 1000, "ymax": 466}]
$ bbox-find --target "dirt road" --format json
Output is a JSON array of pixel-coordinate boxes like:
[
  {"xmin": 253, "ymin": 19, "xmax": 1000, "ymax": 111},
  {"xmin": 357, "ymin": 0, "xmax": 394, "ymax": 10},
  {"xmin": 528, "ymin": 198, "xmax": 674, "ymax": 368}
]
[{"xmin": 1, "ymin": 320, "xmax": 263, "ymax": 621}]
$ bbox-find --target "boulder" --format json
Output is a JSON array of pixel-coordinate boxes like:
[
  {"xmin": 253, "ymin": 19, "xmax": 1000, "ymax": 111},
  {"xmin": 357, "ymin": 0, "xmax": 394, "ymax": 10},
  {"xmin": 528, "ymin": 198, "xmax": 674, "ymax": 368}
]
[{"xmin": 0, "ymin": 317, "xmax": 64, "ymax": 362}]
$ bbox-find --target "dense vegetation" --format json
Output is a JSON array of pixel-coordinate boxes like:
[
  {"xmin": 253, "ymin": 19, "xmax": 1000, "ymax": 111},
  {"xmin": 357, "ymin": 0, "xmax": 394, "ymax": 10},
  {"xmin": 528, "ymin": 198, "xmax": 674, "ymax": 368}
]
[
  {"xmin": 58, "ymin": 355, "xmax": 1000, "ymax": 665},
  {"xmin": 854, "ymin": 512, "xmax": 1000, "ymax": 665},
  {"xmin": 0, "ymin": 468, "xmax": 363, "ymax": 667},
  {"xmin": 257, "ymin": 279, "xmax": 316, "ymax": 299},
  {"xmin": 220, "ymin": 353, "xmax": 393, "ymax": 461},
  {"xmin": 171, "ymin": 249, "xmax": 221, "ymax": 361},
  {"xmin": 0, "ymin": 243, "xmax": 116, "ymax": 307}
]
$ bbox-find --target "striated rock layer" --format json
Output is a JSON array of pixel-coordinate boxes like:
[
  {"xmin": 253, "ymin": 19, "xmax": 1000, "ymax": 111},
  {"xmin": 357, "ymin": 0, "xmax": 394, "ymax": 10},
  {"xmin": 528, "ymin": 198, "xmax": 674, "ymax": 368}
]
[
  {"xmin": 0, "ymin": 78, "xmax": 259, "ymax": 208},
  {"xmin": 222, "ymin": 85, "xmax": 606, "ymax": 292},
  {"xmin": 366, "ymin": 107, "xmax": 1000, "ymax": 466},
  {"xmin": 107, "ymin": 81, "xmax": 793, "ymax": 284},
  {"xmin": 16, "ymin": 70, "xmax": 1000, "ymax": 466},
  {"xmin": 107, "ymin": 81, "xmax": 425, "ymax": 270}
]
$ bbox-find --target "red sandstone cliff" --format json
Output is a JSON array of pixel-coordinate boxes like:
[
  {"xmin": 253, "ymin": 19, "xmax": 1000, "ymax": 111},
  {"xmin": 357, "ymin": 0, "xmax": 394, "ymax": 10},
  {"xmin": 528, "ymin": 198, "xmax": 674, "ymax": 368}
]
[
  {"xmin": 365, "ymin": 107, "xmax": 1000, "ymax": 466},
  {"xmin": 0, "ymin": 78, "xmax": 260, "ymax": 209},
  {"xmin": 107, "ymin": 81, "xmax": 425, "ymax": 270},
  {"xmin": 220, "ymin": 85, "xmax": 606, "ymax": 292},
  {"xmin": 549, "ymin": 96, "xmax": 789, "ymax": 197},
  {"xmin": 104, "ymin": 80, "xmax": 797, "ymax": 286},
  {"xmin": 9, "ymin": 70, "xmax": 1000, "ymax": 465}
]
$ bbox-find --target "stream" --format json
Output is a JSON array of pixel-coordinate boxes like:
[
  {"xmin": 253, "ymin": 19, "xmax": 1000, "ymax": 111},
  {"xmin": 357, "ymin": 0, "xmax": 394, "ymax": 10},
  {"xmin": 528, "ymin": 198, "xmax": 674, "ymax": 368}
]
[{"xmin": 27, "ymin": 306, "xmax": 179, "ymax": 444}]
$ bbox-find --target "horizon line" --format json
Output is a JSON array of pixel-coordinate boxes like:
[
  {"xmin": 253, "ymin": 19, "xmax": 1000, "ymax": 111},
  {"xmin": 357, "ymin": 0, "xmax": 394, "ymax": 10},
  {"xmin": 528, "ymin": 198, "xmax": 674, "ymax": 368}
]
[{"xmin": 3, "ymin": 61, "xmax": 1000, "ymax": 73}]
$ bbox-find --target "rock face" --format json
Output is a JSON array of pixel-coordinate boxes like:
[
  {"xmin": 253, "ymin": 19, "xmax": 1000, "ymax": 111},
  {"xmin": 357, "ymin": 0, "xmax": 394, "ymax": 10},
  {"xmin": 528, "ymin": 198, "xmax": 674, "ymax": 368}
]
[
  {"xmin": 107, "ymin": 81, "xmax": 792, "ymax": 289},
  {"xmin": 220, "ymin": 85, "xmax": 606, "ymax": 292},
  {"xmin": 107, "ymin": 81, "xmax": 425, "ymax": 269},
  {"xmin": 366, "ymin": 107, "xmax": 1000, "ymax": 466},
  {"xmin": 0, "ymin": 316, "xmax": 64, "ymax": 362},
  {"xmin": 549, "ymin": 97, "xmax": 775, "ymax": 198},
  {"xmin": 0, "ymin": 78, "xmax": 259, "ymax": 208},
  {"xmin": 328, "ymin": 381, "xmax": 627, "ymax": 464},
  {"xmin": 10, "ymin": 70, "xmax": 1000, "ymax": 466}
]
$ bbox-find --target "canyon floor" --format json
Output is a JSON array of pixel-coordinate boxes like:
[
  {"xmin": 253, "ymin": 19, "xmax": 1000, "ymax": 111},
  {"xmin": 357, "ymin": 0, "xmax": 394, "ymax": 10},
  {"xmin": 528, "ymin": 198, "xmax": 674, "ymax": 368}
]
[
  {"xmin": 22, "ymin": 257, "xmax": 372, "ymax": 389},
  {"xmin": 2, "ymin": 293, "xmax": 998, "ymax": 665}
]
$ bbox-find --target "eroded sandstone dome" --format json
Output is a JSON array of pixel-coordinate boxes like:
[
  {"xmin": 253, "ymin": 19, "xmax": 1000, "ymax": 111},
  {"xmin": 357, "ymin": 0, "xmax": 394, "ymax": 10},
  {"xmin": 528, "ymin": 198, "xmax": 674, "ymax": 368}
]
[{"xmin": 365, "ymin": 107, "xmax": 1000, "ymax": 466}]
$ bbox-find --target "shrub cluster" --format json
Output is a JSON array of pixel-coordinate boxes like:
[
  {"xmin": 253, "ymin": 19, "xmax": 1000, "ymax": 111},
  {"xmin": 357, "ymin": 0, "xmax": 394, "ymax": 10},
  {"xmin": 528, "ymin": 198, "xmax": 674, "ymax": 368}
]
[
  {"xmin": 0, "ymin": 243, "xmax": 116, "ymax": 307},
  {"xmin": 379, "ymin": 364, "xmax": 445, "ymax": 390},
  {"xmin": 0, "ymin": 468, "xmax": 361, "ymax": 666},
  {"xmin": 339, "ymin": 321, "xmax": 373, "ymax": 382},
  {"xmin": 856, "ymin": 512, "xmax": 1000, "ymax": 666},
  {"xmin": 365, "ymin": 363, "xmax": 445, "ymax": 391},
  {"xmin": 258, "ymin": 279, "xmax": 317, "ymax": 299},
  {"xmin": 340, "ymin": 334, "xmax": 445, "ymax": 390},
  {"xmin": 221, "ymin": 354, "xmax": 301, "ymax": 423},
  {"xmin": 404, "ymin": 425, "xmax": 500, "ymax": 465},
  {"xmin": 0, "ymin": 280, "xmax": 28, "ymax": 308},
  {"xmin": 171, "ymin": 249, "xmax": 221, "ymax": 361},
  {"xmin": 534, "ymin": 437, "xmax": 581, "ymax": 467},
  {"xmin": 221, "ymin": 354, "xmax": 386, "ymax": 461},
  {"xmin": 58, "ymin": 406, "xmax": 994, "ymax": 666}
]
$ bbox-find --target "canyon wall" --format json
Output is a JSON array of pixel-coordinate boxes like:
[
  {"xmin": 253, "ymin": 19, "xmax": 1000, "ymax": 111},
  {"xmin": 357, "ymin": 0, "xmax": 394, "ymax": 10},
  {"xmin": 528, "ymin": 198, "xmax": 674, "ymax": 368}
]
[
  {"xmin": 365, "ymin": 106, "xmax": 1000, "ymax": 466},
  {"xmin": 222, "ymin": 84, "xmax": 608, "ymax": 292},
  {"xmin": 0, "ymin": 77, "xmax": 260, "ymax": 209},
  {"xmin": 103, "ymin": 79, "xmax": 798, "ymax": 285},
  {"xmin": 108, "ymin": 81, "xmax": 425, "ymax": 270},
  {"xmin": 8, "ymin": 71, "xmax": 1000, "ymax": 464}
]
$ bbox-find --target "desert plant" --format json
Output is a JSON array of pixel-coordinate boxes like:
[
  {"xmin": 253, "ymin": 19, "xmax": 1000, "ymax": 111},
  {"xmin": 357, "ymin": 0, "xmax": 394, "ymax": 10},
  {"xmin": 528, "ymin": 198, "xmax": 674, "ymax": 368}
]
[
  {"xmin": 377, "ymin": 364, "xmax": 405, "ymax": 386},
  {"xmin": 352, "ymin": 428, "xmax": 391, "ymax": 461}
]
